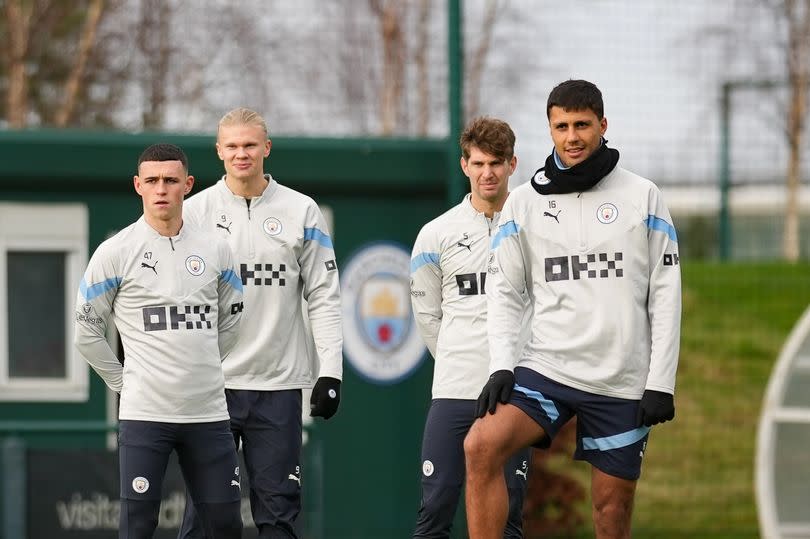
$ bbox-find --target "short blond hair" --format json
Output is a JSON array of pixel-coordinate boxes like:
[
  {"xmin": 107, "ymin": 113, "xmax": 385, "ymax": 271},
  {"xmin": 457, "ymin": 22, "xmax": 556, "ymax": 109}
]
[{"xmin": 218, "ymin": 107, "xmax": 268, "ymax": 138}]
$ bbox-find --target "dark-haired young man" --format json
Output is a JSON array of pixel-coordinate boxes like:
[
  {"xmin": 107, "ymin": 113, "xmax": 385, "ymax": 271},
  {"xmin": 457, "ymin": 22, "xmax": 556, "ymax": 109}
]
[
  {"xmin": 74, "ymin": 143, "xmax": 244, "ymax": 538},
  {"xmin": 464, "ymin": 80, "xmax": 682, "ymax": 539},
  {"xmin": 410, "ymin": 117, "xmax": 531, "ymax": 538}
]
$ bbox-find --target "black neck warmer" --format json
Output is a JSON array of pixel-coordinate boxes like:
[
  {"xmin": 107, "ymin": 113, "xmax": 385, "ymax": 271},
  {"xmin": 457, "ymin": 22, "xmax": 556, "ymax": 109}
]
[{"xmin": 530, "ymin": 142, "xmax": 620, "ymax": 195}]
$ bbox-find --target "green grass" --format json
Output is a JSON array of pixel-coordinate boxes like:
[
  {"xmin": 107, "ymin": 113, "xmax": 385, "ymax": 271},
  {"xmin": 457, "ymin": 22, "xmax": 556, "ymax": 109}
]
[
  {"xmin": 636, "ymin": 262, "xmax": 810, "ymax": 537},
  {"xmin": 547, "ymin": 262, "xmax": 810, "ymax": 538}
]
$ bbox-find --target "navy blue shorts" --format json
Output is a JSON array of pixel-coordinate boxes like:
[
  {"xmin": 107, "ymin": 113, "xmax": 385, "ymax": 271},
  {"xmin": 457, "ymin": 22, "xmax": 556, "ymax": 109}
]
[
  {"xmin": 118, "ymin": 419, "xmax": 240, "ymax": 503},
  {"xmin": 510, "ymin": 367, "xmax": 650, "ymax": 480}
]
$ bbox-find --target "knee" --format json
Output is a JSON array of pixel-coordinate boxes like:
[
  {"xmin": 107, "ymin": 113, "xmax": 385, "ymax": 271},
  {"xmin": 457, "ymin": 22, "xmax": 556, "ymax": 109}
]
[
  {"xmin": 120, "ymin": 498, "xmax": 160, "ymax": 536},
  {"xmin": 198, "ymin": 501, "xmax": 243, "ymax": 539},
  {"xmin": 592, "ymin": 496, "xmax": 633, "ymax": 535},
  {"xmin": 463, "ymin": 423, "xmax": 495, "ymax": 469}
]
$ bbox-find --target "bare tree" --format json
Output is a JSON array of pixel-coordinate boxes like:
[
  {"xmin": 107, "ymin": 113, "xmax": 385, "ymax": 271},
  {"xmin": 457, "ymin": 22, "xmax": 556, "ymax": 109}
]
[
  {"xmin": 782, "ymin": 0, "xmax": 810, "ymax": 261},
  {"xmin": 3, "ymin": 0, "xmax": 33, "ymax": 127},
  {"xmin": 1, "ymin": 0, "xmax": 117, "ymax": 128},
  {"xmin": 414, "ymin": 0, "xmax": 431, "ymax": 136},
  {"xmin": 370, "ymin": 0, "xmax": 406, "ymax": 135},
  {"xmin": 55, "ymin": 0, "xmax": 106, "ymax": 127},
  {"xmin": 136, "ymin": 0, "xmax": 172, "ymax": 129},
  {"xmin": 464, "ymin": 0, "xmax": 499, "ymax": 120}
]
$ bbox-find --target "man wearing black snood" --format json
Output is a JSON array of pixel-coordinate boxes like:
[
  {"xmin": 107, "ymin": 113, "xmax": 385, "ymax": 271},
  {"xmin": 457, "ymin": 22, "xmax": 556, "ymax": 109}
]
[{"xmin": 464, "ymin": 80, "xmax": 682, "ymax": 539}]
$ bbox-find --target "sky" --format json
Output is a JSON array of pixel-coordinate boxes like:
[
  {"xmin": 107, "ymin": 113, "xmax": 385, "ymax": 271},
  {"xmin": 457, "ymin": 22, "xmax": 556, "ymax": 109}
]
[{"xmin": 146, "ymin": 0, "xmax": 807, "ymax": 189}]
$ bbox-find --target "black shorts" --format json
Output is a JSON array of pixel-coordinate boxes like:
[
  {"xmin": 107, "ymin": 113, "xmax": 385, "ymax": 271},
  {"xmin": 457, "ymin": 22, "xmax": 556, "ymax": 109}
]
[{"xmin": 510, "ymin": 367, "xmax": 650, "ymax": 480}]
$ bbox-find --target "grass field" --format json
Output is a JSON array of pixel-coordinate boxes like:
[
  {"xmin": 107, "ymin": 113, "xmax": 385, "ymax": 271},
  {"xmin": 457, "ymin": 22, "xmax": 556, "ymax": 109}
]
[{"xmin": 542, "ymin": 261, "xmax": 810, "ymax": 538}]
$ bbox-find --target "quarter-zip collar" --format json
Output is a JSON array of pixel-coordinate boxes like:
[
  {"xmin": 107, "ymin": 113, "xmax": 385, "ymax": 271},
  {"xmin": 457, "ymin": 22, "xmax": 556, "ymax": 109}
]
[
  {"xmin": 217, "ymin": 174, "xmax": 278, "ymax": 209},
  {"xmin": 135, "ymin": 215, "xmax": 187, "ymax": 251}
]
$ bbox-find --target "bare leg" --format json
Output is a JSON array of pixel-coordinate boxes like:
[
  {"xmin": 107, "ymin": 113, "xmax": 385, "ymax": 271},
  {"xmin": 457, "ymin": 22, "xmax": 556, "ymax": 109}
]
[
  {"xmin": 591, "ymin": 466, "xmax": 637, "ymax": 539},
  {"xmin": 464, "ymin": 404, "xmax": 544, "ymax": 539}
]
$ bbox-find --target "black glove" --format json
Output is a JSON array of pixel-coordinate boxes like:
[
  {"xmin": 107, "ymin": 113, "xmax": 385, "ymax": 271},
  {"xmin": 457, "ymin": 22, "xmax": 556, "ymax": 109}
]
[
  {"xmin": 310, "ymin": 377, "xmax": 341, "ymax": 420},
  {"xmin": 475, "ymin": 370, "xmax": 515, "ymax": 418},
  {"xmin": 636, "ymin": 389, "xmax": 675, "ymax": 427}
]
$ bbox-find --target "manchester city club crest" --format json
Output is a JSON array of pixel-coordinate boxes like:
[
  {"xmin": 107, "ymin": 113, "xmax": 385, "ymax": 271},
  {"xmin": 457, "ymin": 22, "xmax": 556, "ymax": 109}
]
[
  {"xmin": 185, "ymin": 255, "xmax": 205, "ymax": 276},
  {"xmin": 263, "ymin": 217, "xmax": 283, "ymax": 236},
  {"xmin": 597, "ymin": 203, "xmax": 619, "ymax": 224},
  {"xmin": 341, "ymin": 242, "xmax": 426, "ymax": 385}
]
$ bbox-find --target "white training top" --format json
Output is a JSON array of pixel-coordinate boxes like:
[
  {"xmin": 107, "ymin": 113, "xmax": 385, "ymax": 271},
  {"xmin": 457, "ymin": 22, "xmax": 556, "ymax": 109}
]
[
  {"xmin": 488, "ymin": 165, "xmax": 682, "ymax": 400},
  {"xmin": 410, "ymin": 194, "xmax": 531, "ymax": 399},
  {"xmin": 183, "ymin": 176, "xmax": 343, "ymax": 390},
  {"xmin": 74, "ymin": 216, "xmax": 243, "ymax": 422}
]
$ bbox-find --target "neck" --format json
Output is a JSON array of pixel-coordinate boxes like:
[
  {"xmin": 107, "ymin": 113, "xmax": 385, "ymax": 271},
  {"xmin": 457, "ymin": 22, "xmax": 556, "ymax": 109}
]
[
  {"xmin": 470, "ymin": 193, "xmax": 507, "ymax": 218},
  {"xmin": 144, "ymin": 215, "xmax": 182, "ymax": 237},
  {"xmin": 225, "ymin": 173, "xmax": 267, "ymax": 198}
]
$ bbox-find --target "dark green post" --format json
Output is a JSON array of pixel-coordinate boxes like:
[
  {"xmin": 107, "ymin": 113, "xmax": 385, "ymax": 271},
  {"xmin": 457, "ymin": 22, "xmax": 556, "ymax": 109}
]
[
  {"xmin": 1, "ymin": 437, "xmax": 25, "ymax": 539},
  {"xmin": 719, "ymin": 81, "xmax": 732, "ymax": 261},
  {"xmin": 447, "ymin": 0, "xmax": 464, "ymax": 206}
]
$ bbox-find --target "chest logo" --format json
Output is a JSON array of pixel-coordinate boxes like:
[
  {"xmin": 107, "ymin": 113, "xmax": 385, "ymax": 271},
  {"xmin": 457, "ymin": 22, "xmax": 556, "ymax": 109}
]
[
  {"xmin": 216, "ymin": 221, "xmax": 232, "ymax": 234},
  {"xmin": 263, "ymin": 217, "xmax": 282, "ymax": 236},
  {"xmin": 596, "ymin": 202, "xmax": 619, "ymax": 225},
  {"xmin": 141, "ymin": 260, "xmax": 158, "ymax": 275},
  {"xmin": 456, "ymin": 232, "xmax": 473, "ymax": 251},
  {"xmin": 597, "ymin": 203, "xmax": 619, "ymax": 224},
  {"xmin": 543, "ymin": 210, "xmax": 561, "ymax": 223},
  {"xmin": 185, "ymin": 255, "xmax": 205, "ymax": 276}
]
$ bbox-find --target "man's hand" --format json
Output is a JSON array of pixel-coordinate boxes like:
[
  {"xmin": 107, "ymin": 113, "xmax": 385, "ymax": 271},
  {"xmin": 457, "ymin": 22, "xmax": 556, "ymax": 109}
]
[
  {"xmin": 310, "ymin": 377, "xmax": 341, "ymax": 420},
  {"xmin": 636, "ymin": 389, "xmax": 675, "ymax": 427},
  {"xmin": 475, "ymin": 370, "xmax": 515, "ymax": 418}
]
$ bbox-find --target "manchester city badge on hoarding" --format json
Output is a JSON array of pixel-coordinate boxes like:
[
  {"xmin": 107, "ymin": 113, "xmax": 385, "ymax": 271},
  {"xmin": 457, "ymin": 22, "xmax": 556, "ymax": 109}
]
[{"xmin": 340, "ymin": 242, "xmax": 426, "ymax": 385}]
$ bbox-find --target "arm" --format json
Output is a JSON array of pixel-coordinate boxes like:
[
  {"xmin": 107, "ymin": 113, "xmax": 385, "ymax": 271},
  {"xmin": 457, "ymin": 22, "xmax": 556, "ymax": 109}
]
[
  {"xmin": 73, "ymin": 245, "xmax": 124, "ymax": 392},
  {"xmin": 217, "ymin": 242, "xmax": 244, "ymax": 360},
  {"xmin": 487, "ymin": 202, "xmax": 529, "ymax": 374},
  {"xmin": 476, "ymin": 200, "xmax": 528, "ymax": 417},
  {"xmin": 638, "ymin": 187, "xmax": 682, "ymax": 426},
  {"xmin": 299, "ymin": 203, "xmax": 343, "ymax": 381},
  {"xmin": 409, "ymin": 225, "xmax": 442, "ymax": 359},
  {"xmin": 645, "ymin": 187, "xmax": 682, "ymax": 394}
]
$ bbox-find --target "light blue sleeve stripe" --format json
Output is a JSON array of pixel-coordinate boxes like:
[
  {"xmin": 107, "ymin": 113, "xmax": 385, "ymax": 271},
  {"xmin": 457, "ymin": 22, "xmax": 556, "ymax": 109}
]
[
  {"xmin": 220, "ymin": 269, "xmax": 243, "ymax": 292},
  {"xmin": 304, "ymin": 227, "xmax": 334, "ymax": 249},
  {"xmin": 79, "ymin": 277, "xmax": 122, "ymax": 302},
  {"xmin": 582, "ymin": 426, "xmax": 651, "ymax": 451},
  {"xmin": 491, "ymin": 220, "xmax": 520, "ymax": 249},
  {"xmin": 514, "ymin": 383, "xmax": 560, "ymax": 422},
  {"xmin": 646, "ymin": 215, "xmax": 678, "ymax": 243},
  {"xmin": 410, "ymin": 252, "xmax": 439, "ymax": 273}
]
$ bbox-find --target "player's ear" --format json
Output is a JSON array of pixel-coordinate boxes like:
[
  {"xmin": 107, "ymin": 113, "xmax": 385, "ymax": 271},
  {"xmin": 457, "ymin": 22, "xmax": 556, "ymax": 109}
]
[
  {"xmin": 184, "ymin": 175, "xmax": 195, "ymax": 195},
  {"xmin": 460, "ymin": 155, "xmax": 469, "ymax": 176},
  {"xmin": 215, "ymin": 142, "xmax": 224, "ymax": 161},
  {"xmin": 264, "ymin": 139, "xmax": 272, "ymax": 157},
  {"xmin": 509, "ymin": 155, "xmax": 517, "ymax": 174},
  {"xmin": 133, "ymin": 175, "xmax": 142, "ymax": 195}
]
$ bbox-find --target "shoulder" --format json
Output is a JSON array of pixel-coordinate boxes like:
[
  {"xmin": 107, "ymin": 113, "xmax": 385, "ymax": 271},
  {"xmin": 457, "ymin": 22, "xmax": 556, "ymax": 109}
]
[
  {"xmin": 98, "ymin": 222, "xmax": 138, "ymax": 253},
  {"xmin": 416, "ymin": 203, "xmax": 465, "ymax": 245},
  {"xmin": 276, "ymin": 183, "xmax": 319, "ymax": 208},
  {"xmin": 502, "ymin": 182, "xmax": 536, "ymax": 214},
  {"xmin": 610, "ymin": 166, "xmax": 661, "ymax": 193},
  {"xmin": 184, "ymin": 183, "xmax": 219, "ymax": 213},
  {"xmin": 87, "ymin": 222, "xmax": 138, "ymax": 269}
]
